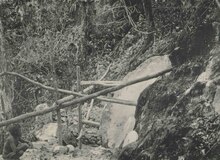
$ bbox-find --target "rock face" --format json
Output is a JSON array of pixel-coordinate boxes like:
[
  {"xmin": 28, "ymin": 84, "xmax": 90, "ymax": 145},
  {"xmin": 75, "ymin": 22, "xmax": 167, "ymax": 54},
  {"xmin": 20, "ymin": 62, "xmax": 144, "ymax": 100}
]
[
  {"xmin": 100, "ymin": 55, "xmax": 172, "ymax": 148},
  {"xmin": 212, "ymin": 86, "xmax": 220, "ymax": 114},
  {"xmin": 118, "ymin": 43, "xmax": 220, "ymax": 159}
]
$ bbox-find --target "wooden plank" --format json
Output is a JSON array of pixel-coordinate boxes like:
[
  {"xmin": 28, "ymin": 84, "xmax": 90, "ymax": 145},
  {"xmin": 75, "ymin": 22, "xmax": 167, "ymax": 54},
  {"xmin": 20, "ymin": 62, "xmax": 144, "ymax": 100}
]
[{"xmin": 0, "ymin": 68, "xmax": 172, "ymax": 127}]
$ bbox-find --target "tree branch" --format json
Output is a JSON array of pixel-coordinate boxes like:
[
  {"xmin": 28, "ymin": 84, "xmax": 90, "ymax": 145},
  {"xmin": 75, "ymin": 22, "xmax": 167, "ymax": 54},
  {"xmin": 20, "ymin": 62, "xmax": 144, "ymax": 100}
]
[{"xmin": 0, "ymin": 68, "xmax": 172, "ymax": 127}]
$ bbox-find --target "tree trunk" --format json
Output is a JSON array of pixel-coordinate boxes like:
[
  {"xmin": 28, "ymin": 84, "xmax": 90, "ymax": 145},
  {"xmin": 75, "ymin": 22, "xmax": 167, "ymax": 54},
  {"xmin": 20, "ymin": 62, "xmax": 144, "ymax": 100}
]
[
  {"xmin": 0, "ymin": 14, "xmax": 9, "ymax": 155},
  {"xmin": 142, "ymin": 0, "xmax": 155, "ymax": 29}
]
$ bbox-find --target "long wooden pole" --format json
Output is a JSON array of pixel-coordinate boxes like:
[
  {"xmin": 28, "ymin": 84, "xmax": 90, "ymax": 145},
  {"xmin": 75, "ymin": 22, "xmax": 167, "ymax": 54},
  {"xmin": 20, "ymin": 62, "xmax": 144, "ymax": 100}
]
[
  {"xmin": 0, "ymin": 72, "xmax": 137, "ymax": 106},
  {"xmin": 0, "ymin": 68, "xmax": 172, "ymax": 127},
  {"xmin": 50, "ymin": 47, "xmax": 63, "ymax": 145},
  {"xmin": 81, "ymin": 81, "xmax": 122, "ymax": 86}
]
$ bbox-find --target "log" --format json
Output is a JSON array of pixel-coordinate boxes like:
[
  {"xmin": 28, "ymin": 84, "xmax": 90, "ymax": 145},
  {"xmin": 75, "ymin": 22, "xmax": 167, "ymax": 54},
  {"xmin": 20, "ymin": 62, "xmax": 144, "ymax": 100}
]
[
  {"xmin": 0, "ymin": 72, "xmax": 136, "ymax": 106},
  {"xmin": 0, "ymin": 68, "xmax": 172, "ymax": 127},
  {"xmin": 81, "ymin": 81, "xmax": 122, "ymax": 87},
  {"xmin": 57, "ymin": 93, "xmax": 137, "ymax": 106},
  {"xmin": 0, "ymin": 72, "xmax": 82, "ymax": 96}
]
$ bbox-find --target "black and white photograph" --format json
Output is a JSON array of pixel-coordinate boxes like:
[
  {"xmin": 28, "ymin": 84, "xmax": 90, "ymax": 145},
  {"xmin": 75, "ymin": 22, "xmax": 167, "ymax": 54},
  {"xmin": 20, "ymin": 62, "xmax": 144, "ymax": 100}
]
[{"xmin": 0, "ymin": 0, "xmax": 220, "ymax": 159}]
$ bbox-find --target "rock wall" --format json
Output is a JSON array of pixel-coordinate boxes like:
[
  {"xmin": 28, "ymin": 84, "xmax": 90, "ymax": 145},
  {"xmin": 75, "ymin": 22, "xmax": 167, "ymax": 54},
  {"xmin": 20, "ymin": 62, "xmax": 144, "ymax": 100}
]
[
  {"xmin": 100, "ymin": 55, "xmax": 172, "ymax": 148},
  {"xmin": 118, "ymin": 34, "xmax": 220, "ymax": 160}
]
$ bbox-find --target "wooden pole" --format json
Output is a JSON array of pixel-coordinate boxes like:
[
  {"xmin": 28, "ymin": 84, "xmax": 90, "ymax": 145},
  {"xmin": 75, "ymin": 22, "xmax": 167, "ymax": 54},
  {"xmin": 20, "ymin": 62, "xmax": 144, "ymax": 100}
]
[
  {"xmin": 0, "ymin": 68, "xmax": 172, "ymax": 127},
  {"xmin": 1, "ymin": 95, "xmax": 6, "ymax": 119},
  {"xmin": 0, "ymin": 71, "xmax": 137, "ymax": 106},
  {"xmin": 77, "ymin": 99, "xmax": 94, "ymax": 139},
  {"xmin": 80, "ymin": 81, "xmax": 122, "ymax": 86},
  {"xmin": 56, "ymin": 108, "xmax": 62, "ymax": 145},
  {"xmin": 50, "ymin": 52, "xmax": 63, "ymax": 145},
  {"xmin": 76, "ymin": 66, "xmax": 82, "ymax": 149}
]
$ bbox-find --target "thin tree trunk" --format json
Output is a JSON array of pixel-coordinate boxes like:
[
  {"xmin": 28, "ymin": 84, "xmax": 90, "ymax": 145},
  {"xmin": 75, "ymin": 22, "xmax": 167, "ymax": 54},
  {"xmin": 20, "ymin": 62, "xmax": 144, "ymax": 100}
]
[{"xmin": 142, "ymin": 0, "xmax": 155, "ymax": 29}]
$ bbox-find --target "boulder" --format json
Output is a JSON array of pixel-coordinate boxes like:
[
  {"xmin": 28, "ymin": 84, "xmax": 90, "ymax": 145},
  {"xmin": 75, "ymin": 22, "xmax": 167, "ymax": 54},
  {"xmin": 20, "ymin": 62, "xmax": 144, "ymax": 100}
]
[
  {"xmin": 67, "ymin": 144, "xmax": 75, "ymax": 153},
  {"xmin": 122, "ymin": 130, "xmax": 138, "ymax": 148},
  {"xmin": 35, "ymin": 123, "xmax": 58, "ymax": 142},
  {"xmin": 53, "ymin": 145, "xmax": 68, "ymax": 155},
  {"xmin": 32, "ymin": 141, "xmax": 50, "ymax": 150},
  {"xmin": 100, "ymin": 55, "xmax": 172, "ymax": 148},
  {"xmin": 20, "ymin": 148, "xmax": 52, "ymax": 160}
]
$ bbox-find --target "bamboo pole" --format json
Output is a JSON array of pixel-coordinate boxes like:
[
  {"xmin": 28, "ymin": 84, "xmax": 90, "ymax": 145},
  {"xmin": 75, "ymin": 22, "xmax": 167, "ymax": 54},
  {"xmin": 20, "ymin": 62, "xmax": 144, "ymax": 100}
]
[
  {"xmin": 0, "ymin": 68, "xmax": 172, "ymax": 127},
  {"xmin": 76, "ymin": 66, "xmax": 82, "ymax": 149}
]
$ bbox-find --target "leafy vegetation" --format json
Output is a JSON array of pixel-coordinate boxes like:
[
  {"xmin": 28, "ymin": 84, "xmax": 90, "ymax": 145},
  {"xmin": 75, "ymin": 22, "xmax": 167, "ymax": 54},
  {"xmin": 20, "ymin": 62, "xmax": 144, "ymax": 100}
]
[{"xmin": 0, "ymin": 0, "xmax": 220, "ymax": 158}]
